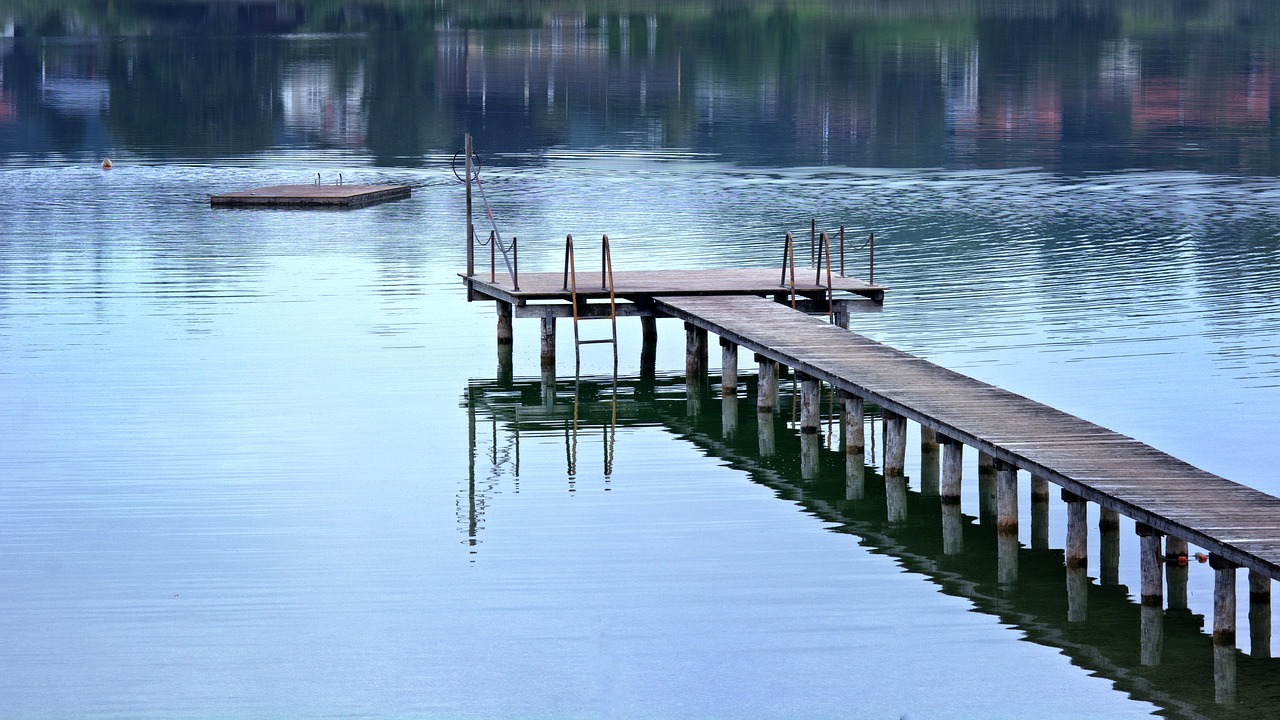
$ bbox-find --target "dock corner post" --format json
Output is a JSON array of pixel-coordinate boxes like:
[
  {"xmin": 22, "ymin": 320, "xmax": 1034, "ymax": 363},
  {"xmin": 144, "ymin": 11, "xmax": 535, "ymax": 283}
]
[
  {"xmin": 1210, "ymin": 554, "xmax": 1240, "ymax": 704},
  {"xmin": 1249, "ymin": 570, "xmax": 1271, "ymax": 659},
  {"xmin": 920, "ymin": 426, "xmax": 939, "ymax": 497},
  {"xmin": 1062, "ymin": 490, "xmax": 1088, "ymax": 622},
  {"xmin": 833, "ymin": 300, "xmax": 850, "ymax": 329},
  {"xmin": 1165, "ymin": 537, "xmax": 1190, "ymax": 611},
  {"xmin": 685, "ymin": 322, "xmax": 708, "ymax": 387},
  {"xmin": 1136, "ymin": 522, "xmax": 1165, "ymax": 608},
  {"xmin": 938, "ymin": 435, "xmax": 963, "ymax": 555},
  {"xmin": 798, "ymin": 372, "xmax": 820, "ymax": 434},
  {"xmin": 497, "ymin": 301, "xmax": 514, "ymax": 346},
  {"xmin": 883, "ymin": 410, "xmax": 907, "ymax": 524},
  {"xmin": 842, "ymin": 391, "xmax": 865, "ymax": 500},
  {"xmin": 756, "ymin": 353, "xmax": 778, "ymax": 413}
]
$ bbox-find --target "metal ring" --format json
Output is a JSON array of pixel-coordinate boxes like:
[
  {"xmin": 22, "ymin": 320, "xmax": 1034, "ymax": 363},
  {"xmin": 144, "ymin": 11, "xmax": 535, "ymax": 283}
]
[{"xmin": 452, "ymin": 148, "xmax": 481, "ymax": 182}]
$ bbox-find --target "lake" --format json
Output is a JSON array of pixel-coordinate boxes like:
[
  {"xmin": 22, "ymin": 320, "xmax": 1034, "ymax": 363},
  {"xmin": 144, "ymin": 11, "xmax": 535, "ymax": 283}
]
[{"xmin": 3, "ymin": 2, "xmax": 1280, "ymax": 718}]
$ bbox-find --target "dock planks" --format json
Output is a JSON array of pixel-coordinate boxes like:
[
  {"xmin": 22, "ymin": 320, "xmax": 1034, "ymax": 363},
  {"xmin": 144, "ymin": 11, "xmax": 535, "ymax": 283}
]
[
  {"xmin": 655, "ymin": 294, "xmax": 1280, "ymax": 579},
  {"xmin": 463, "ymin": 268, "xmax": 886, "ymax": 304},
  {"xmin": 210, "ymin": 184, "xmax": 410, "ymax": 208}
]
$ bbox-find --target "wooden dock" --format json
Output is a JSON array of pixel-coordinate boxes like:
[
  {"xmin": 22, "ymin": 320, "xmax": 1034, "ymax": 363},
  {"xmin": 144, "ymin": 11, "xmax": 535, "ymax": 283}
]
[
  {"xmin": 656, "ymin": 294, "xmax": 1280, "ymax": 581},
  {"xmin": 210, "ymin": 183, "xmax": 410, "ymax": 208}
]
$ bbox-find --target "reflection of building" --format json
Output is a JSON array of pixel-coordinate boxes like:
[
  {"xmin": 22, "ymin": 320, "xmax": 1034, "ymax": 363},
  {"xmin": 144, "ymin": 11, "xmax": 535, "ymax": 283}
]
[
  {"xmin": 280, "ymin": 60, "xmax": 367, "ymax": 147},
  {"xmin": 38, "ymin": 42, "xmax": 110, "ymax": 117}
]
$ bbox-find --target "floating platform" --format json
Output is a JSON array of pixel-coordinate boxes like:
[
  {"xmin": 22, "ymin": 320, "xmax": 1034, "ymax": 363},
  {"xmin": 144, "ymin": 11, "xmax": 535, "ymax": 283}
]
[{"xmin": 210, "ymin": 184, "xmax": 411, "ymax": 209}]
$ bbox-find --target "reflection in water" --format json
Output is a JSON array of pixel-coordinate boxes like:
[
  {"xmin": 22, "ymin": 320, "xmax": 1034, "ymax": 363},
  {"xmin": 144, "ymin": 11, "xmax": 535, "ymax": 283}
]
[{"xmin": 465, "ymin": 373, "xmax": 1280, "ymax": 719}]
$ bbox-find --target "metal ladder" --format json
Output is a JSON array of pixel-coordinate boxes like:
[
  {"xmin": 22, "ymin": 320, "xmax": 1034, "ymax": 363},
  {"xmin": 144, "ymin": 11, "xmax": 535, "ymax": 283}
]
[{"xmin": 562, "ymin": 234, "xmax": 619, "ymax": 371}]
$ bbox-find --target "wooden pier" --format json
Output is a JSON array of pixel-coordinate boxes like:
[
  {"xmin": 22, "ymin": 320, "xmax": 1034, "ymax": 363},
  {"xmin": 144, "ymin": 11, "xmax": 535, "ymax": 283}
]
[{"xmin": 210, "ymin": 183, "xmax": 410, "ymax": 208}]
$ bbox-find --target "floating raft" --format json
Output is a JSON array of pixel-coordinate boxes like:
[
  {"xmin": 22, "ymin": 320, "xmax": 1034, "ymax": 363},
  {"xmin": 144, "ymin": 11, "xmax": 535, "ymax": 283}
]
[{"xmin": 210, "ymin": 184, "xmax": 410, "ymax": 209}]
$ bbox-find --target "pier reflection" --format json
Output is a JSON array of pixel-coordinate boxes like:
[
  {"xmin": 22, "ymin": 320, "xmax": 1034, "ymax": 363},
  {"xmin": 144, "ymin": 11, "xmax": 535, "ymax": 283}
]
[{"xmin": 463, "ymin": 372, "xmax": 1280, "ymax": 718}]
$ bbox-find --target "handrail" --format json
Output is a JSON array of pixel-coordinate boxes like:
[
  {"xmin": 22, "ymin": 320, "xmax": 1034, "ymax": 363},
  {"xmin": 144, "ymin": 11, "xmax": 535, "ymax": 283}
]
[
  {"xmin": 816, "ymin": 231, "xmax": 834, "ymax": 320},
  {"xmin": 779, "ymin": 231, "xmax": 797, "ymax": 309}
]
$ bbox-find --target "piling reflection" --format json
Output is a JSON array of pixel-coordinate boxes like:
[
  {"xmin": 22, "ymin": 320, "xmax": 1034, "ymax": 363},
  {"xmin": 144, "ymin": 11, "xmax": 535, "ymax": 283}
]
[{"xmin": 463, "ymin": 373, "xmax": 1280, "ymax": 719}]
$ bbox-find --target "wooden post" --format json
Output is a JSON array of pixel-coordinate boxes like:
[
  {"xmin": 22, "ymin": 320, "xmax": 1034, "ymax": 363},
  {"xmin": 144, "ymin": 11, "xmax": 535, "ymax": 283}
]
[
  {"xmin": 685, "ymin": 322, "xmax": 707, "ymax": 383},
  {"xmin": 884, "ymin": 410, "xmax": 907, "ymax": 524},
  {"xmin": 920, "ymin": 426, "xmax": 939, "ymax": 496},
  {"xmin": 1063, "ymin": 490, "xmax": 1087, "ymax": 569},
  {"xmin": 540, "ymin": 315, "xmax": 556, "ymax": 370},
  {"xmin": 722, "ymin": 394, "xmax": 738, "ymax": 439},
  {"xmin": 833, "ymin": 301, "xmax": 850, "ymax": 329},
  {"xmin": 1030, "ymin": 475, "xmax": 1049, "ymax": 550},
  {"xmin": 640, "ymin": 315, "xmax": 658, "ymax": 345},
  {"xmin": 1166, "ymin": 537, "xmax": 1189, "ymax": 611},
  {"xmin": 496, "ymin": 301, "xmax": 513, "ymax": 346},
  {"xmin": 998, "ymin": 531, "xmax": 1018, "ymax": 587},
  {"xmin": 798, "ymin": 373, "xmax": 820, "ymax": 434},
  {"xmin": 465, "ymin": 132, "xmax": 474, "ymax": 279},
  {"xmin": 1067, "ymin": 564, "xmax": 1088, "ymax": 623},
  {"xmin": 720, "ymin": 338, "xmax": 738, "ymax": 396},
  {"xmin": 1211, "ymin": 554, "xmax": 1239, "ymax": 704},
  {"xmin": 1137, "ymin": 523, "xmax": 1163, "ymax": 607},
  {"xmin": 1099, "ymin": 508, "xmax": 1120, "ymax": 586},
  {"xmin": 978, "ymin": 451, "xmax": 996, "ymax": 525},
  {"xmin": 843, "ymin": 392, "xmax": 865, "ymax": 500},
  {"xmin": 1250, "ymin": 570, "xmax": 1271, "ymax": 659},
  {"xmin": 756, "ymin": 353, "xmax": 778, "ymax": 413},
  {"xmin": 996, "ymin": 460, "xmax": 1018, "ymax": 532},
  {"xmin": 540, "ymin": 366, "xmax": 555, "ymax": 410},
  {"xmin": 938, "ymin": 430, "xmax": 961, "ymax": 554}
]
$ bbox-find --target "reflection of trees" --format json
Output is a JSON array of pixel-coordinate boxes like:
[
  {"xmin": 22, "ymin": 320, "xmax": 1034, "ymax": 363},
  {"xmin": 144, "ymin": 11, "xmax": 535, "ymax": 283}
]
[{"xmin": 104, "ymin": 38, "xmax": 282, "ymax": 156}]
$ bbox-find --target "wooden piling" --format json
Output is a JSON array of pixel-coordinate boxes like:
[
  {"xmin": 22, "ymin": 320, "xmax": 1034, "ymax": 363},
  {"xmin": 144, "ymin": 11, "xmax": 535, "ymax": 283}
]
[
  {"xmin": 920, "ymin": 426, "xmax": 940, "ymax": 496},
  {"xmin": 540, "ymin": 316, "xmax": 556, "ymax": 370},
  {"xmin": 884, "ymin": 410, "xmax": 907, "ymax": 523},
  {"xmin": 799, "ymin": 373, "xmax": 820, "ymax": 434},
  {"xmin": 1099, "ymin": 514, "xmax": 1120, "ymax": 586},
  {"xmin": 1063, "ymin": 490, "xmax": 1087, "ymax": 569},
  {"xmin": 1030, "ymin": 475, "xmax": 1049, "ymax": 550},
  {"xmin": 756, "ymin": 353, "xmax": 778, "ymax": 413},
  {"xmin": 801, "ymin": 433, "xmax": 820, "ymax": 480},
  {"xmin": 940, "ymin": 435, "xmax": 962, "ymax": 505},
  {"xmin": 722, "ymin": 395, "xmax": 738, "ymax": 439},
  {"xmin": 721, "ymin": 338, "xmax": 738, "ymax": 396},
  {"xmin": 998, "ymin": 531, "xmax": 1018, "ymax": 586},
  {"xmin": 685, "ymin": 322, "xmax": 708, "ymax": 382},
  {"xmin": 497, "ymin": 301, "xmax": 514, "ymax": 346},
  {"xmin": 1137, "ymin": 523, "xmax": 1164, "ymax": 607},
  {"xmin": 1140, "ymin": 604, "xmax": 1163, "ymax": 667},
  {"xmin": 978, "ymin": 451, "xmax": 996, "ymax": 525},
  {"xmin": 1067, "ymin": 565, "xmax": 1088, "ymax": 623},
  {"xmin": 842, "ymin": 391, "xmax": 865, "ymax": 500},
  {"xmin": 1250, "ymin": 569, "xmax": 1271, "ymax": 659},
  {"xmin": 996, "ymin": 460, "xmax": 1018, "ymax": 532},
  {"xmin": 757, "ymin": 410, "xmax": 776, "ymax": 457},
  {"xmin": 942, "ymin": 503, "xmax": 964, "ymax": 556},
  {"xmin": 1166, "ymin": 537, "xmax": 1189, "ymax": 611},
  {"xmin": 640, "ymin": 315, "xmax": 658, "ymax": 345}
]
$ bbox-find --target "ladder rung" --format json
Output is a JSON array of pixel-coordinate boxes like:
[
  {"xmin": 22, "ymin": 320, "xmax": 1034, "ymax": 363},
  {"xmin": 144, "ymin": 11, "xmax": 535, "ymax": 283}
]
[{"xmin": 577, "ymin": 339, "xmax": 616, "ymax": 345}]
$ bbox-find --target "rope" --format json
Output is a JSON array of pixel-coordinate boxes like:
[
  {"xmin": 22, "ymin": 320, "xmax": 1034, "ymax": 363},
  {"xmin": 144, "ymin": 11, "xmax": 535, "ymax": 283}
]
[{"xmin": 455, "ymin": 144, "xmax": 515, "ymax": 281}]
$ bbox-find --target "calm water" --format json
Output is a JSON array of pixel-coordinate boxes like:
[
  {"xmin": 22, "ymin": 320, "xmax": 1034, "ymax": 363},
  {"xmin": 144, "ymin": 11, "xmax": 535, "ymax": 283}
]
[{"xmin": 4, "ymin": 2, "xmax": 1280, "ymax": 718}]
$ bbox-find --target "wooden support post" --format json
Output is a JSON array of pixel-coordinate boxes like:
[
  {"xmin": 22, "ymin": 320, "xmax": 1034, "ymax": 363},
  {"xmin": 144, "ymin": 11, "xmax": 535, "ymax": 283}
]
[
  {"xmin": 720, "ymin": 338, "xmax": 738, "ymax": 396},
  {"xmin": 843, "ymin": 392, "xmax": 865, "ymax": 500},
  {"xmin": 541, "ymin": 366, "xmax": 555, "ymax": 410},
  {"xmin": 920, "ymin": 426, "xmax": 939, "ymax": 496},
  {"xmin": 940, "ymin": 435, "xmax": 962, "ymax": 504},
  {"xmin": 1030, "ymin": 475, "xmax": 1049, "ymax": 550},
  {"xmin": 1099, "ymin": 508, "xmax": 1120, "ymax": 586},
  {"xmin": 995, "ymin": 460, "xmax": 1018, "ymax": 532},
  {"xmin": 799, "ymin": 373, "xmax": 820, "ymax": 434},
  {"xmin": 1250, "ymin": 570, "xmax": 1271, "ymax": 659},
  {"xmin": 938, "ymin": 434, "xmax": 962, "ymax": 553},
  {"xmin": 1137, "ymin": 523, "xmax": 1164, "ymax": 607},
  {"xmin": 756, "ymin": 353, "xmax": 778, "ymax": 413},
  {"xmin": 540, "ymin": 315, "xmax": 556, "ymax": 370},
  {"xmin": 884, "ymin": 410, "xmax": 907, "ymax": 524},
  {"xmin": 833, "ymin": 302, "xmax": 850, "ymax": 329},
  {"xmin": 496, "ymin": 301, "xmax": 513, "ymax": 345},
  {"xmin": 978, "ymin": 451, "xmax": 996, "ymax": 525},
  {"xmin": 1067, "ymin": 564, "xmax": 1088, "ymax": 623},
  {"xmin": 722, "ymin": 394, "xmax": 738, "ymax": 439},
  {"xmin": 1166, "ymin": 537, "xmax": 1189, "ymax": 611},
  {"xmin": 685, "ymin": 322, "xmax": 707, "ymax": 383},
  {"xmin": 640, "ymin": 315, "xmax": 658, "ymax": 345},
  {"xmin": 1063, "ymin": 490, "xmax": 1087, "ymax": 569},
  {"xmin": 998, "ymin": 531, "xmax": 1018, "ymax": 587},
  {"xmin": 640, "ymin": 316, "xmax": 657, "ymax": 384},
  {"xmin": 1211, "ymin": 554, "xmax": 1239, "ymax": 704}
]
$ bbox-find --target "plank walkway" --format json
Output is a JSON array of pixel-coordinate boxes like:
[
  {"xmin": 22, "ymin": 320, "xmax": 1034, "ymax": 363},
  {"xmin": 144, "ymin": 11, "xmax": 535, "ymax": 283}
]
[
  {"xmin": 210, "ymin": 184, "xmax": 410, "ymax": 208},
  {"xmin": 463, "ymin": 268, "xmax": 886, "ymax": 305},
  {"xmin": 656, "ymin": 294, "xmax": 1280, "ymax": 579}
]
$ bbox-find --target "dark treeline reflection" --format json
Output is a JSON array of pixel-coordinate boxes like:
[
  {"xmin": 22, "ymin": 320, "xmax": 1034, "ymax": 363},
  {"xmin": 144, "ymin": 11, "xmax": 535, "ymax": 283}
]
[
  {"xmin": 4, "ymin": 1, "xmax": 1280, "ymax": 172},
  {"xmin": 465, "ymin": 373, "xmax": 1280, "ymax": 720}
]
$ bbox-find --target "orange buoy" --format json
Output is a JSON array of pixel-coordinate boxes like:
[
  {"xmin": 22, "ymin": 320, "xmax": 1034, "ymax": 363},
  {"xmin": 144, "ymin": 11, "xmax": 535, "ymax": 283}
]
[{"xmin": 101, "ymin": 159, "xmax": 113, "ymax": 170}]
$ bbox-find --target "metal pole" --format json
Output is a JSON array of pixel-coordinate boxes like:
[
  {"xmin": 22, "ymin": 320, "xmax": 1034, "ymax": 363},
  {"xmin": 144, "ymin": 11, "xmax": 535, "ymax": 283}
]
[
  {"xmin": 868, "ymin": 231, "xmax": 875, "ymax": 285},
  {"xmin": 465, "ymin": 132, "xmax": 474, "ymax": 278}
]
